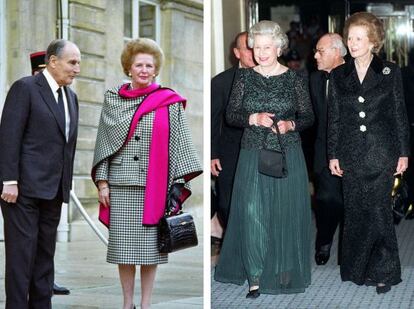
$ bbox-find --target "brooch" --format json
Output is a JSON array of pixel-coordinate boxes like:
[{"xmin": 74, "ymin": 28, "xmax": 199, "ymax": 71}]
[{"xmin": 382, "ymin": 67, "xmax": 391, "ymax": 75}]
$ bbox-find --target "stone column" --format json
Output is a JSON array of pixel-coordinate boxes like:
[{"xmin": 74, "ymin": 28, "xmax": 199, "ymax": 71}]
[{"xmin": 160, "ymin": 0, "xmax": 203, "ymax": 203}]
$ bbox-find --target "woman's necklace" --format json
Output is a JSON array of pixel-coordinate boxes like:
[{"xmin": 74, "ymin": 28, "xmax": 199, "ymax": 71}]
[
  {"xmin": 355, "ymin": 54, "xmax": 373, "ymax": 83},
  {"xmin": 259, "ymin": 63, "xmax": 279, "ymax": 78},
  {"xmin": 355, "ymin": 54, "xmax": 373, "ymax": 71}
]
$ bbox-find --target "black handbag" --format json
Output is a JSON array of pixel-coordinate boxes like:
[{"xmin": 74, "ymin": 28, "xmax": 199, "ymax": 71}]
[
  {"xmin": 158, "ymin": 212, "xmax": 198, "ymax": 253},
  {"xmin": 391, "ymin": 174, "xmax": 412, "ymax": 224},
  {"xmin": 158, "ymin": 184, "xmax": 198, "ymax": 253},
  {"xmin": 258, "ymin": 121, "xmax": 287, "ymax": 178}
]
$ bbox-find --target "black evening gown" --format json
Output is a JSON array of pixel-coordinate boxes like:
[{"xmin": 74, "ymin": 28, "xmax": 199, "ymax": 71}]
[{"xmin": 327, "ymin": 56, "xmax": 410, "ymax": 285}]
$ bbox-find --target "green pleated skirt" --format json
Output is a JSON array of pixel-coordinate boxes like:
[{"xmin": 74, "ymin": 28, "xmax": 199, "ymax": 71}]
[{"xmin": 214, "ymin": 144, "xmax": 311, "ymax": 294}]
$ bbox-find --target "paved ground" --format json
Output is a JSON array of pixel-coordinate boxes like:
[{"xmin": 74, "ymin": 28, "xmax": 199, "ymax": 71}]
[
  {"xmin": 0, "ymin": 205, "xmax": 203, "ymax": 308},
  {"xmin": 212, "ymin": 217, "xmax": 414, "ymax": 309}
]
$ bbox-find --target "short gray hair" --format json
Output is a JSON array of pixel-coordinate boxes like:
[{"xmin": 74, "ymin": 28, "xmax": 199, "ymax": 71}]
[
  {"xmin": 327, "ymin": 33, "xmax": 348, "ymax": 57},
  {"xmin": 248, "ymin": 20, "xmax": 288, "ymax": 51},
  {"xmin": 46, "ymin": 39, "xmax": 68, "ymax": 62}
]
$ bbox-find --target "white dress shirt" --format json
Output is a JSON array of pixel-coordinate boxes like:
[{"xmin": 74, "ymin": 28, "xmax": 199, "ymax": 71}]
[{"xmin": 43, "ymin": 68, "xmax": 71, "ymax": 140}]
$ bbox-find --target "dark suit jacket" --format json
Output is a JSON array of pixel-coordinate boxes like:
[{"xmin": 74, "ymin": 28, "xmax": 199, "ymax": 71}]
[
  {"xmin": 310, "ymin": 70, "xmax": 329, "ymax": 173},
  {"xmin": 211, "ymin": 66, "xmax": 243, "ymax": 160},
  {"xmin": 327, "ymin": 56, "xmax": 410, "ymax": 171},
  {"xmin": 0, "ymin": 72, "xmax": 78, "ymax": 203}
]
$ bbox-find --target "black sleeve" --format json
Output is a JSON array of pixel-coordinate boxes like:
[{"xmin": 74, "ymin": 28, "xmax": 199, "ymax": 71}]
[
  {"xmin": 293, "ymin": 74, "xmax": 314, "ymax": 132},
  {"xmin": 225, "ymin": 71, "xmax": 250, "ymax": 128},
  {"xmin": 392, "ymin": 66, "xmax": 410, "ymax": 156},
  {"xmin": 0, "ymin": 79, "xmax": 31, "ymax": 181},
  {"xmin": 327, "ymin": 71, "xmax": 340, "ymax": 160},
  {"xmin": 211, "ymin": 74, "xmax": 226, "ymax": 159},
  {"xmin": 309, "ymin": 73, "xmax": 319, "ymax": 120}
]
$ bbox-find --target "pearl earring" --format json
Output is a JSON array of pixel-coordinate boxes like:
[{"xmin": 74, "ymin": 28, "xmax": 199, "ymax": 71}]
[{"xmin": 128, "ymin": 72, "xmax": 132, "ymax": 77}]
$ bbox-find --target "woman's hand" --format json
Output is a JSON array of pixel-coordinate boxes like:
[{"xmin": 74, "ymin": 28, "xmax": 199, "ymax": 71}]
[
  {"xmin": 249, "ymin": 113, "xmax": 275, "ymax": 127},
  {"xmin": 394, "ymin": 157, "xmax": 408, "ymax": 176},
  {"xmin": 271, "ymin": 120, "xmax": 294, "ymax": 134},
  {"xmin": 98, "ymin": 180, "xmax": 110, "ymax": 207},
  {"xmin": 329, "ymin": 159, "xmax": 343, "ymax": 177}
]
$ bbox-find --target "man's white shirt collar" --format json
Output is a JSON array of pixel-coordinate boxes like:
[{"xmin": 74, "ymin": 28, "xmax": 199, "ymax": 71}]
[{"xmin": 42, "ymin": 68, "xmax": 61, "ymax": 94}]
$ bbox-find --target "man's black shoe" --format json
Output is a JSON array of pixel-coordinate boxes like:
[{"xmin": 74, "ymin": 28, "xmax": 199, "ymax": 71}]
[
  {"xmin": 53, "ymin": 283, "xmax": 70, "ymax": 295},
  {"xmin": 315, "ymin": 243, "xmax": 331, "ymax": 265}
]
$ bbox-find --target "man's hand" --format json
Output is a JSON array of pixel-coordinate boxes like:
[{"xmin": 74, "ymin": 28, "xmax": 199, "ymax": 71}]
[
  {"xmin": 211, "ymin": 159, "xmax": 222, "ymax": 176},
  {"xmin": 1, "ymin": 184, "xmax": 18, "ymax": 203}
]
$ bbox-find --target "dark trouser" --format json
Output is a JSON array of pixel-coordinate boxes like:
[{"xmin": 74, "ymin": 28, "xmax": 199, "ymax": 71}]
[
  {"xmin": 1, "ymin": 194, "xmax": 62, "ymax": 309},
  {"xmin": 313, "ymin": 167, "xmax": 344, "ymax": 248},
  {"xmin": 214, "ymin": 153, "xmax": 239, "ymax": 228}
]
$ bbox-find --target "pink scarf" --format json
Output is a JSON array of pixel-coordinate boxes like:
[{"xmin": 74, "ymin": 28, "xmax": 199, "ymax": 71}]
[
  {"xmin": 118, "ymin": 82, "xmax": 160, "ymax": 98},
  {"xmin": 121, "ymin": 83, "xmax": 186, "ymax": 225}
]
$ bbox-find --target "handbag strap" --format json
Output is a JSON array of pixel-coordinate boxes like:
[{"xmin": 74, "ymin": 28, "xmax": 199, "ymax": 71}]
[
  {"xmin": 260, "ymin": 77, "xmax": 286, "ymax": 153},
  {"xmin": 261, "ymin": 117, "xmax": 285, "ymax": 154}
]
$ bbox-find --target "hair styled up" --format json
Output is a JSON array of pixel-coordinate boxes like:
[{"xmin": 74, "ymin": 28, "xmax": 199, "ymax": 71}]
[
  {"xmin": 343, "ymin": 12, "xmax": 385, "ymax": 54},
  {"xmin": 120, "ymin": 38, "xmax": 164, "ymax": 76},
  {"xmin": 247, "ymin": 20, "xmax": 289, "ymax": 52}
]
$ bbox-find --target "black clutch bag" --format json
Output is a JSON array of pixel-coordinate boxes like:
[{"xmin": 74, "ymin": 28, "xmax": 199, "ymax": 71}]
[
  {"xmin": 158, "ymin": 184, "xmax": 198, "ymax": 253},
  {"xmin": 258, "ymin": 120, "xmax": 287, "ymax": 178},
  {"xmin": 158, "ymin": 212, "xmax": 198, "ymax": 253},
  {"xmin": 391, "ymin": 174, "xmax": 412, "ymax": 224}
]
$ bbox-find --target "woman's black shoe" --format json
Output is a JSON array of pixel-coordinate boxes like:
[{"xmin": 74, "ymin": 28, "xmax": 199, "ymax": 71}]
[
  {"xmin": 376, "ymin": 284, "xmax": 391, "ymax": 294},
  {"xmin": 364, "ymin": 278, "xmax": 376, "ymax": 286},
  {"xmin": 211, "ymin": 236, "xmax": 222, "ymax": 246},
  {"xmin": 246, "ymin": 288, "xmax": 260, "ymax": 299}
]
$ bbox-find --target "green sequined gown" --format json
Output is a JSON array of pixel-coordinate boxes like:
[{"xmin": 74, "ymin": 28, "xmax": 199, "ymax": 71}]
[{"xmin": 214, "ymin": 68, "xmax": 314, "ymax": 294}]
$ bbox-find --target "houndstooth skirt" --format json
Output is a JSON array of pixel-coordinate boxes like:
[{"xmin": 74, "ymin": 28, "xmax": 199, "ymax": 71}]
[{"xmin": 107, "ymin": 185, "xmax": 168, "ymax": 265}]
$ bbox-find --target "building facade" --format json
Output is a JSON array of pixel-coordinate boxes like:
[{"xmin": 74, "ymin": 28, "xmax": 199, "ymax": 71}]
[{"xmin": 0, "ymin": 0, "xmax": 203, "ymax": 227}]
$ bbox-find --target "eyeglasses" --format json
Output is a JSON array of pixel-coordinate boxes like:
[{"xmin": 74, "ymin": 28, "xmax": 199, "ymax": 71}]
[{"xmin": 313, "ymin": 47, "xmax": 336, "ymax": 55}]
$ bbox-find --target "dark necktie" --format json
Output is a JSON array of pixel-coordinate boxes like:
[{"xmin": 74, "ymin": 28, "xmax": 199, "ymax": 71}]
[{"xmin": 57, "ymin": 87, "xmax": 66, "ymax": 130}]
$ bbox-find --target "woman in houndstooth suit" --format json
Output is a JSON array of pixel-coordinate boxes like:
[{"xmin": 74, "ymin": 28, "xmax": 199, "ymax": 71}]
[{"xmin": 91, "ymin": 38, "xmax": 202, "ymax": 309}]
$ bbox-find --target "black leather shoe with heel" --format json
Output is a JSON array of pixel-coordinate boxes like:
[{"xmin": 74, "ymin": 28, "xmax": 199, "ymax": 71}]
[
  {"xmin": 376, "ymin": 284, "xmax": 391, "ymax": 294},
  {"xmin": 246, "ymin": 288, "xmax": 260, "ymax": 299}
]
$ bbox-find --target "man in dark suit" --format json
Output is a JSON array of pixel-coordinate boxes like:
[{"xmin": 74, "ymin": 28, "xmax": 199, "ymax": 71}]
[
  {"xmin": 29, "ymin": 50, "xmax": 71, "ymax": 296},
  {"xmin": 310, "ymin": 33, "xmax": 346, "ymax": 265},
  {"xmin": 211, "ymin": 32, "xmax": 255, "ymax": 242},
  {"xmin": 0, "ymin": 39, "xmax": 80, "ymax": 308}
]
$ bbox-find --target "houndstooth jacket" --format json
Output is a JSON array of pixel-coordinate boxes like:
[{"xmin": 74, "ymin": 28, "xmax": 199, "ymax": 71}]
[{"xmin": 92, "ymin": 86, "xmax": 202, "ymax": 193}]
